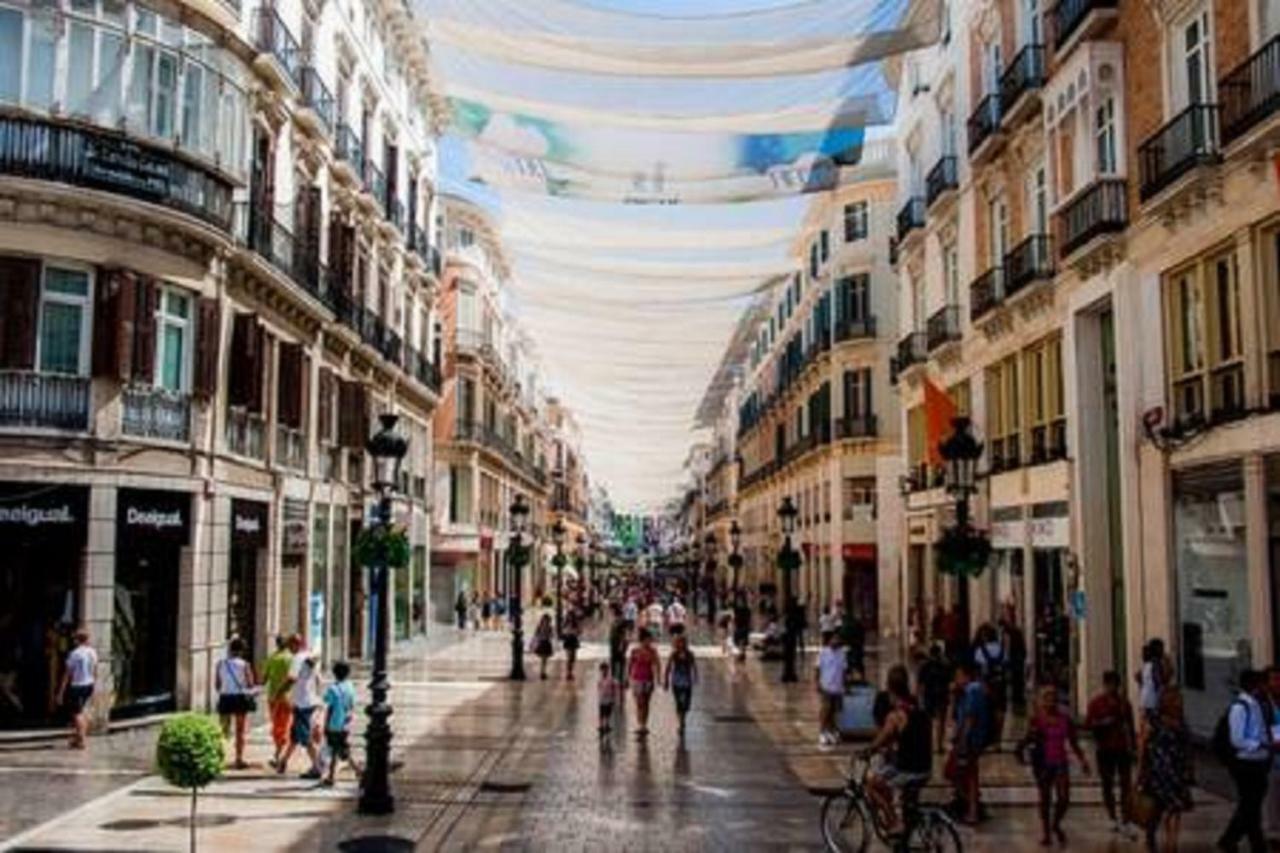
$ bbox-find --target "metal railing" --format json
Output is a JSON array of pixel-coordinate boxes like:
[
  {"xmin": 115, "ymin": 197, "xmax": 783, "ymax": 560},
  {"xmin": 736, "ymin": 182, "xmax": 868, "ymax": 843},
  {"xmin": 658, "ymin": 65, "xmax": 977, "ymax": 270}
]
[
  {"xmin": 335, "ymin": 124, "xmax": 363, "ymax": 173},
  {"xmin": 926, "ymin": 305, "xmax": 961, "ymax": 352},
  {"xmin": 970, "ymin": 266, "xmax": 1006, "ymax": 321},
  {"xmin": 1056, "ymin": 178, "xmax": 1128, "ymax": 258},
  {"xmin": 364, "ymin": 160, "xmax": 387, "ymax": 212},
  {"xmin": 0, "ymin": 371, "xmax": 89, "ymax": 430},
  {"xmin": 836, "ymin": 414, "xmax": 878, "ymax": 439},
  {"xmin": 1053, "ymin": 0, "xmax": 1118, "ymax": 51},
  {"xmin": 298, "ymin": 67, "xmax": 335, "ymax": 136},
  {"xmin": 253, "ymin": 7, "xmax": 301, "ymax": 86},
  {"xmin": 834, "ymin": 316, "xmax": 877, "ymax": 342},
  {"xmin": 0, "ymin": 115, "xmax": 233, "ymax": 231},
  {"xmin": 388, "ymin": 197, "xmax": 404, "ymax": 232},
  {"xmin": 226, "ymin": 407, "xmax": 266, "ymax": 460},
  {"xmin": 896, "ymin": 332, "xmax": 927, "ymax": 369},
  {"xmin": 1138, "ymin": 103, "xmax": 1221, "ymax": 201},
  {"xmin": 1220, "ymin": 34, "xmax": 1280, "ymax": 145},
  {"xmin": 925, "ymin": 156, "xmax": 958, "ymax": 208},
  {"xmin": 245, "ymin": 204, "xmax": 297, "ymax": 280},
  {"xmin": 999, "ymin": 44, "xmax": 1046, "ymax": 114},
  {"xmin": 896, "ymin": 197, "xmax": 926, "ymax": 242},
  {"xmin": 404, "ymin": 345, "xmax": 441, "ymax": 394},
  {"xmin": 1210, "ymin": 363, "xmax": 1247, "ymax": 422},
  {"xmin": 1004, "ymin": 234, "xmax": 1055, "ymax": 298},
  {"xmin": 276, "ymin": 424, "xmax": 306, "ymax": 471},
  {"xmin": 967, "ymin": 93, "xmax": 1002, "ymax": 155},
  {"xmin": 122, "ymin": 386, "xmax": 189, "ymax": 442}
]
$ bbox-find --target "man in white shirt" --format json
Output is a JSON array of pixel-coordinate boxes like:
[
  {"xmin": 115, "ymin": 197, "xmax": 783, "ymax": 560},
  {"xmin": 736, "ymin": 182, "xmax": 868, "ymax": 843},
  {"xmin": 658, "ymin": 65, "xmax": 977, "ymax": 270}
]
[
  {"xmin": 57, "ymin": 628, "xmax": 97, "ymax": 750},
  {"xmin": 278, "ymin": 650, "xmax": 323, "ymax": 779},
  {"xmin": 815, "ymin": 631, "xmax": 847, "ymax": 748},
  {"xmin": 667, "ymin": 598, "xmax": 687, "ymax": 636},
  {"xmin": 1220, "ymin": 669, "xmax": 1274, "ymax": 852}
]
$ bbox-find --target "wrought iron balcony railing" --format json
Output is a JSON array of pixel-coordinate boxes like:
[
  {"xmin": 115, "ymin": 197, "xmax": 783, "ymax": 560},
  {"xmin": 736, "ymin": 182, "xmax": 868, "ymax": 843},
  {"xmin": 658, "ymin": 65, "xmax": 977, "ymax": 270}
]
[
  {"xmin": 836, "ymin": 414, "xmax": 878, "ymax": 440},
  {"xmin": 834, "ymin": 316, "xmax": 877, "ymax": 342},
  {"xmin": 0, "ymin": 371, "xmax": 90, "ymax": 431},
  {"xmin": 335, "ymin": 124, "xmax": 363, "ymax": 173},
  {"xmin": 122, "ymin": 386, "xmax": 190, "ymax": 442},
  {"xmin": 298, "ymin": 67, "xmax": 335, "ymax": 136},
  {"xmin": 896, "ymin": 197, "xmax": 925, "ymax": 242},
  {"xmin": 1004, "ymin": 234, "xmax": 1055, "ymax": 298},
  {"xmin": 967, "ymin": 93, "xmax": 1002, "ymax": 155},
  {"xmin": 253, "ymin": 7, "xmax": 301, "ymax": 86},
  {"xmin": 999, "ymin": 44, "xmax": 1046, "ymax": 114},
  {"xmin": 1220, "ymin": 34, "xmax": 1280, "ymax": 145},
  {"xmin": 926, "ymin": 305, "xmax": 961, "ymax": 352},
  {"xmin": 925, "ymin": 156, "xmax": 958, "ymax": 208},
  {"xmin": 1056, "ymin": 178, "xmax": 1128, "ymax": 258},
  {"xmin": 1138, "ymin": 103, "xmax": 1221, "ymax": 201},
  {"xmin": 970, "ymin": 266, "xmax": 1005, "ymax": 322}
]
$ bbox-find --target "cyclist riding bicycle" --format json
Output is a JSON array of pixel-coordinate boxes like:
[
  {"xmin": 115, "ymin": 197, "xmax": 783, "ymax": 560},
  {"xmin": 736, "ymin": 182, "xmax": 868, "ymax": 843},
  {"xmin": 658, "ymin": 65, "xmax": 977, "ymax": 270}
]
[{"xmin": 863, "ymin": 664, "xmax": 934, "ymax": 835}]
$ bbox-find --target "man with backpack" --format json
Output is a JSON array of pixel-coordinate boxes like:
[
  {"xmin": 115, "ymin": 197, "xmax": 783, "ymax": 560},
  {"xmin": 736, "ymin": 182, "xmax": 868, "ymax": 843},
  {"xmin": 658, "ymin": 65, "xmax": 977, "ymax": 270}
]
[
  {"xmin": 863, "ymin": 664, "xmax": 932, "ymax": 835},
  {"xmin": 1216, "ymin": 669, "xmax": 1274, "ymax": 852},
  {"xmin": 974, "ymin": 623, "xmax": 1008, "ymax": 750},
  {"xmin": 949, "ymin": 662, "xmax": 990, "ymax": 825}
]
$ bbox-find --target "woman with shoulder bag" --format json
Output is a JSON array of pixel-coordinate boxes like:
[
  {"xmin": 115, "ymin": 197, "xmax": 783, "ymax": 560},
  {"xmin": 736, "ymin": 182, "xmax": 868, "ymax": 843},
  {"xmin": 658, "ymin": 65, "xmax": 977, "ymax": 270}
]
[{"xmin": 216, "ymin": 637, "xmax": 258, "ymax": 769}]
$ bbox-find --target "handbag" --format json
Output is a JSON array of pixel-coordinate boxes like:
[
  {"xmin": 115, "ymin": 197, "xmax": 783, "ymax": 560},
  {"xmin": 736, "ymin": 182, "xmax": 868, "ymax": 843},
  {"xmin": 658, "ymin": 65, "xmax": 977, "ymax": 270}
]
[{"xmin": 1131, "ymin": 791, "xmax": 1158, "ymax": 828}]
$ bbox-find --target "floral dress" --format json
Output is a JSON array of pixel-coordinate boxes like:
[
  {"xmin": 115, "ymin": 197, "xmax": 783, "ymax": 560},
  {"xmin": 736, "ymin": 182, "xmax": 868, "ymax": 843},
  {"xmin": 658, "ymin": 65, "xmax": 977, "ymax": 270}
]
[{"xmin": 1141, "ymin": 720, "xmax": 1193, "ymax": 813}]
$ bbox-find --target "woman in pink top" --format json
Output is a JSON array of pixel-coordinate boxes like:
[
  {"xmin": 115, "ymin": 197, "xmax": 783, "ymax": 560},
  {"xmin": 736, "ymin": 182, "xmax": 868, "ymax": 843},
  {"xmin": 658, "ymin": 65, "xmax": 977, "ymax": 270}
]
[
  {"xmin": 627, "ymin": 628, "xmax": 661, "ymax": 736},
  {"xmin": 1018, "ymin": 684, "xmax": 1090, "ymax": 846}
]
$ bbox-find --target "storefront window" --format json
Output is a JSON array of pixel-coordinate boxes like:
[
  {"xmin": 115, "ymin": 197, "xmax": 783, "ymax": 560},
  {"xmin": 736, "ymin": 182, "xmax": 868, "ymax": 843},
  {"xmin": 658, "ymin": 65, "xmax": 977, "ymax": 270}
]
[
  {"xmin": 311, "ymin": 504, "xmax": 329, "ymax": 660},
  {"xmin": 329, "ymin": 507, "xmax": 347, "ymax": 659},
  {"xmin": 1175, "ymin": 462, "xmax": 1249, "ymax": 735}
]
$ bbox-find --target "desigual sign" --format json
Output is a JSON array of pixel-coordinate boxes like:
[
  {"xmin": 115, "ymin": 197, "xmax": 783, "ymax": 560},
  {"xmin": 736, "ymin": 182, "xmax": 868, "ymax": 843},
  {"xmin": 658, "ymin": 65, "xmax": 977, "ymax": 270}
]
[
  {"xmin": 0, "ymin": 504, "xmax": 75, "ymax": 526},
  {"xmin": 126, "ymin": 507, "xmax": 184, "ymax": 529},
  {"xmin": 117, "ymin": 489, "xmax": 191, "ymax": 545},
  {"xmin": 231, "ymin": 500, "xmax": 269, "ymax": 548}
]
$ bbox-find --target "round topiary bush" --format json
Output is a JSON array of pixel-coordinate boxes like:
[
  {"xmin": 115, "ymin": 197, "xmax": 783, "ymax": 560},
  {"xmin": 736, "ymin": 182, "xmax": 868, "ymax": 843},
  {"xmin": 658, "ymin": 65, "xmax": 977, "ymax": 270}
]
[{"xmin": 155, "ymin": 713, "xmax": 224, "ymax": 852}]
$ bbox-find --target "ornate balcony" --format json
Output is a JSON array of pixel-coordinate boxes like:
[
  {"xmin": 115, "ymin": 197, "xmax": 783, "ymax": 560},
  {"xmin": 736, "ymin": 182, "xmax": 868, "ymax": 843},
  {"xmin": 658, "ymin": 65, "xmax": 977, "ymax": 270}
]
[
  {"xmin": 252, "ymin": 7, "xmax": 300, "ymax": 90},
  {"xmin": 1138, "ymin": 104, "xmax": 1221, "ymax": 202},
  {"xmin": 0, "ymin": 371, "xmax": 89, "ymax": 431},
  {"xmin": 0, "ymin": 115, "xmax": 233, "ymax": 232},
  {"xmin": 925, "ymin": 156, "xmax": 958, "ymax": 209},
  {"xmin": 970, "ymin": 266, "xmax": 1006, "ymax": 322},
  {"xmin": 836, "ymin": 414, "xmax": 878, "ymax": 440},
  {"xmin": 1056, "ymin": 178, "xmax": 1128, "ymax": 261},
  {"xmin": 999, "ymin": 44, "xmax": 1046, "ymax": 125},
  {"xmin": 896, "ymin": 332, "xmax": 927, "ymax": 371},
  {"xmin": 1052, "ymin": 0, "xmax": 1119, "ymax": 57},
  {"xmin": 925, "ymin": 305, "xmax": 961, "ymax": 352},
  {"xmin": 226, "ymin": 407, "xmax": 266, "ymax": 460},
  {"xmin": 333, "ymin": 124, "xmax": 363, "ymax": 183},
  {"xmin": 834, "ymin": 316, "xmax": 877, "ymax": 343},
  {"xmin": 122, "ymin": 386, "xmax": 190, "ymax": 442},
  {"xmin": 896, "ymin": 197, "xmax": 925, "ymax": 243},
  {"xmin": 1004, "ymin": 234, "xmax": 1055, "ymax": 300},
  {"xmin": 1221, "ymin": 34, "xmax": 1280, "ymax": 148},
  {"xmin": 297, "ymin": 67, "xmax": 335, "ymax": 138},
  {"xmin": 967, "ymin": 94, "xmax": 1003, "ymax": 163},
  {"xmin": 276, "ymin": 424, "xmax": 306, "ymax": 471},
  {"xmin": 364, "ymin": 159, "xmax": 387, "ymax": 213}
]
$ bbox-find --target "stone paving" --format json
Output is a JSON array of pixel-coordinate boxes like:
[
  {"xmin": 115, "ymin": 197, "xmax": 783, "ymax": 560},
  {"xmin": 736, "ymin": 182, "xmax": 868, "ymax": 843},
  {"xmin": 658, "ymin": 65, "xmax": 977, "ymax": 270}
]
[{"xmin": 0, "ymin": 624, "xmax": 1247, "ymax": 851}]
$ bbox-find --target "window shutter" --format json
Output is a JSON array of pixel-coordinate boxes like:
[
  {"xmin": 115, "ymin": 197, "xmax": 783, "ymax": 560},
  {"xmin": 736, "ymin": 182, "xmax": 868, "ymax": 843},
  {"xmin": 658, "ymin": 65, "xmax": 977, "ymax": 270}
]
[
  {"xmin": 317, "ymin": 368, "xmax": 333, "ymax": 442},
  {"xmin": 247, "ymin": 325, "xmax": 266, "ymax": 414},
  {"xmin": 229, "ymin": 313, "xmax": 263, "ymax": 410},
  {"xmin": 300, "ymin": 352, "xmax": 311, "ymax": 436},
  {"xmin": 0, "ymin": 255, "xmax": 41, "ymax": 369},
  {"xmin": 193, "ymin": 297, "xmax": 220, "ymax": 398},
  {"xmin": 328, "ymin": 213, "xmax": 345, "ymax": 290},
  {"xmin": 131, "ymin": 277, "xmax": 159, "ymax": 383},
  {"xmin": 276, "ymin": 342, "xmax": 304, "ymax": 428},
  {"xmin": 92, "ymin": 267, "xmax": 133, "ymax": 380}
]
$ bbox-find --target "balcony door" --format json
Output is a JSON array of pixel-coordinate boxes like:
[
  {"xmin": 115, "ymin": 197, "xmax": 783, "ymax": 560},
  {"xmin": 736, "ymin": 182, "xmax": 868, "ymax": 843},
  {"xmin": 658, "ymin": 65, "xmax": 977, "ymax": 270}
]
[
  {"xmin": 1022, "ymin": 0, "xmax": 1042, "ymax": 47},
  {"xmin": 1266, "ymin": 0, "xmax": 1280, "ymax": 42},
  {"xmin": 1172, "ymin": 8, "xmax": 1214, "ymax": 109},
  {"xmin": 1026, "ymin": 161, "xmax": 1048, "ymax": 236},
  {"xmin": 988, "ymin": 195, "xmax": 1009, "ymax": 268}
]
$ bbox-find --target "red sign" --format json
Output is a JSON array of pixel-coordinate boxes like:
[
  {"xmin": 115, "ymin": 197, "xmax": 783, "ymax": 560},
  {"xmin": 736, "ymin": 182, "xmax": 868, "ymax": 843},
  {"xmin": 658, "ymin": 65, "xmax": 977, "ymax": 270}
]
[
  {"xmin": 842, "ymin": 543, "xmax": 877, "ymax": 562},
  {"xmin": 479, "ymin": 534, "xmax": 493, "ymax": 551}
]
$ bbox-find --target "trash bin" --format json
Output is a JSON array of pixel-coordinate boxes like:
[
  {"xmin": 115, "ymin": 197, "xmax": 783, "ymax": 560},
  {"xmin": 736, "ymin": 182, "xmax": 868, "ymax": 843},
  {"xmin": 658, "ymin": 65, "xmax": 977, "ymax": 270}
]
[{"xmin": 837, "ymin": 684, "xmax": 878, "ymax": 738}]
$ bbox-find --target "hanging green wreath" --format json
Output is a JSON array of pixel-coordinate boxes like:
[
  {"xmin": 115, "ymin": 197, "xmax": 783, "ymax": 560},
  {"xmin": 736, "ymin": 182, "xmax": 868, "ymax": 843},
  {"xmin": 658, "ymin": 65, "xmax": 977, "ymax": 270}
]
[{"xmin": 354, "ymin": 524, "xmax": 412, "ymax": 569}]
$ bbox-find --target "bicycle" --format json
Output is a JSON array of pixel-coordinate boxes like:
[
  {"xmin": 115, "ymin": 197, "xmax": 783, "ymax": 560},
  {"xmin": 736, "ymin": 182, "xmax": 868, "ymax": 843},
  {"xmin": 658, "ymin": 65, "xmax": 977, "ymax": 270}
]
[{"xmin": 821, "ymin": 755, "xmax": 963, "ymax": 852}]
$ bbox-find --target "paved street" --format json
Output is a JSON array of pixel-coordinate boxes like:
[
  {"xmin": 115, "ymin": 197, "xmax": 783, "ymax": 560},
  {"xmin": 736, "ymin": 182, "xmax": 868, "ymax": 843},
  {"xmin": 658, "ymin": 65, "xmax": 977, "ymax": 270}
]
[{"xmin": 0, "ymin": 627, "xmax": 1237, "ymax": 851}]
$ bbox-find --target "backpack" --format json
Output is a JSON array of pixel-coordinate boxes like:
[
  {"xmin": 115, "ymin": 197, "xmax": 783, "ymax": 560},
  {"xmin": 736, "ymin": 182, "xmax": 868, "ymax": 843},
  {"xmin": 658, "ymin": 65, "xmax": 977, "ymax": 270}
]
[
  {"xmin": 1212, "ymin": 698, "xmax": 1248, "ymax": 767},
  {"xmin": 896, "ymin": 705, "xmax": 934, "ymax": 775}
]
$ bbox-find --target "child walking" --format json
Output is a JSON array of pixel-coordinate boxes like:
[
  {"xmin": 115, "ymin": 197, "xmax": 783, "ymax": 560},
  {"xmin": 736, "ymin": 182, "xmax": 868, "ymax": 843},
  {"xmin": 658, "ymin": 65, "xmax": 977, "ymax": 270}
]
[
  {"xmin": 597, "ymin": 662, "xmax": 617, "ymax": 739},
  {"xmin": 1018, "ymin": 685, "xmax": 1091, "ymax": 846},
  {"xmin": 322, "ymin": 661, "xmax": 362, "ymax": 787}
]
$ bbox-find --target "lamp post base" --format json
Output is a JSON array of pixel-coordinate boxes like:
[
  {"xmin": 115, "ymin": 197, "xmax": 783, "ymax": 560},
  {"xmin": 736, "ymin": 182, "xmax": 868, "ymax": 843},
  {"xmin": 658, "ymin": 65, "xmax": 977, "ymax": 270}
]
[
  {"xmin": 510, "ymin": 627, "xmax": 526, "ymax": 681},
  {"xmin": 781, "ymin": 631, "xmax": 799, "ymax": 683}
]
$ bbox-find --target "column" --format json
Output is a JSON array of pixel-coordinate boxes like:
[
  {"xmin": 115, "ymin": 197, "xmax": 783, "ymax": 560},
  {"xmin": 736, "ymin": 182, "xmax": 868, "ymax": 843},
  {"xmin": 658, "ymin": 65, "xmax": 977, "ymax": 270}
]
[
  {"xmin": 84, "ymin": 485, "xmax": 117, "ymax": 730},
  {"xmin": 1245, "ymin": 454, "xmax": 1273, "ymax": 667}
]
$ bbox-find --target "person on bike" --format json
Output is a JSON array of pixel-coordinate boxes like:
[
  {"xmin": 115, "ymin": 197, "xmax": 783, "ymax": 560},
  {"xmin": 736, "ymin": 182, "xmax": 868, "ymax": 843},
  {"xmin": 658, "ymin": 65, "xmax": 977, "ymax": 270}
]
[{"xmin": 864, "ymin": 664, "xmax": 933, "ymax": 835}]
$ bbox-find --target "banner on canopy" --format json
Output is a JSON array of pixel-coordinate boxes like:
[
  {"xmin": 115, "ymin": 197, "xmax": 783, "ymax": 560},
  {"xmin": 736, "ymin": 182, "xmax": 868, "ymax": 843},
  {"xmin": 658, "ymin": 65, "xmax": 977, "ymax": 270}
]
[{"xmin": 454, "ymin": 99, "xmax": 881, "ymax": 203}]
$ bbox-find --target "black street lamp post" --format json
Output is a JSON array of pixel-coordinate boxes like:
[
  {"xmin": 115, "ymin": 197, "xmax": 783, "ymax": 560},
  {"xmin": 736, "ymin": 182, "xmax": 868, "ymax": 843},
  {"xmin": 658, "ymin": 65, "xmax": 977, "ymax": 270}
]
[
  {"xmin": 551, "ymin": 518, "xmax": 567, "ymax": 637},
  {"xmin": 704, "ymin": 532, "xmax": 718, "ymax": 626},
  {"xmin": 508, "ymin": 494, "xmax": 530, "ymax": 682},
  {"xmin": 777, "ymin": 496, "xmax": 800, "ymax": 683},
  {"xmin": 574, "ymin": 533, "xmax": 586, "ymax": 619},
  {"xmin": 728, "ymin": 519, "xmax": 743, "ymax": 599},
  {"xmin": 937, "ymin": 416, "xmax": 990, "ymax": 636},
  {"xmin": 358, "ymin": 413, "xmax": 408, "ymax": 816}
]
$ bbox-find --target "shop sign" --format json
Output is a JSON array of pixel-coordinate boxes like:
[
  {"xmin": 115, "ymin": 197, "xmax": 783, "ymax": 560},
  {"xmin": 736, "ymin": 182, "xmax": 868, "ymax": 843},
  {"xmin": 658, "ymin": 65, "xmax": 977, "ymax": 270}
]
[
  {"xmin": 842, "ymin": 543, "xmax": 876, "ymax": 562},
  {"xmin": 118, "ymin": 489, "xmax": 190, "ymax": 544},
  {"xmin": 231, "ymin": 500, "xmax": 269, "ymax": 548},
  {"xmin": 1028, "ymin": 516, "xmax": 1070, "ymax": 548},
  {"xmin": 0, "ymin": 484, "xmax": 88, "ymax": 535},
  {"xmin": 990, "ymin": 519, "xmax": 1026, "ymax": 549},
  {"xmin": 282, "ymin": 499, "xmax": 308, "ymax": 555}
]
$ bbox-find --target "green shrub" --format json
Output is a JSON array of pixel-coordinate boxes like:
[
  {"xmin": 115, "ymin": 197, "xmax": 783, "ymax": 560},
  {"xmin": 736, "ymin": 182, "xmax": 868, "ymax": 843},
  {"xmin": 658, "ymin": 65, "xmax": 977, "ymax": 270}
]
[{"xmin": 155, "ymin": 713, "xmax": 224, "ymax": 852}]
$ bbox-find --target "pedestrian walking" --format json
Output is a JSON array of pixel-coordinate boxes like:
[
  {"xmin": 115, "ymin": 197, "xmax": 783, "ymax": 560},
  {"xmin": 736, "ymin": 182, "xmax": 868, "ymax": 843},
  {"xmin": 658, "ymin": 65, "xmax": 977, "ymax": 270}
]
[
  {"xmin": 666, "ymin": 596, "xmax": 687, "ymax": 637},
  {"xmin": 1138, "ymin": 638, "xmax": 1172, "ymax": 743},
  {"xmin": 215, "ymin": 637, "xmax": 258, "ymax": 769},
  {"xmin": 948, "ymin": 662, "xmax": 989, "ymax": 825},
  {"xmin": 1138, "ymin": 686, "xmax": 1193, "ymax": 853},
  {"xmin": 597, "ymin": 661, "xmax": 618, "ymax": 739},
  {"xmin": 562, "ymin": 610, "xmax": 581, "ymax": 681},
  {"xmin": 1018, "ymin": 684, "xmax": 1090, "ymax": 846},
  {"xmin": 278, "ymin": 649, "xmax": 322, "ymax": 779},
  {"xmin": 1265, "ymin": 666, "xmax": 1280, "ymax": 847},
  {"xmin": 321, "ymin": 660, "xmax": 362, "ymax": 787},
  {"xmin": 608, "ymin": 613, "xmax": 629, "ymax": 687},
  {"xmin": 1085, "ymin": 670, "xmax": 1139, "ymax": 837},
  {"xmin": 480, "ymin": 593, "xmax": 492, "ymax": 631},
  {"xmin": 733, "ymin": 594, "xmax": 752, "ymax": 662},
  {"xmin": 263, "ymin": 634, "xmax": 297, "ymax": 769},
  {"xmin": 468, "ymin": 591, "xmax": 482, "ymax": 631},
  {"xmin": 454, "ymin": 590, "xmax": 467, "ymax": 630},
  {"xmin": 1217, "ymin": 668, "xmax": 1275, "ymax": 853},
  {"xmin": 918, "ymin": 642, "xmax": 953, "ymax": 753},
  {"xmin": 627, "ymin": 628, "xmax": 661, "ymax": 736},
  {"xmin": 816, "ymin": 631, "xmax": 847, "ymax": 748},
  {"xmin": 664, "ymin": 633, "xmax": 698, "ymax": 735},
  {"xmin": 1002, "ymin": 615, "xmax": 1029, "ymax": 713},
  {"xmin": 973, "ymin": 623, "xmax": 1008, "ymax": 750},
  {"xmin": 56, "ymin": 628, "xmax": 96, "ymax": 750},
  {"xmin": 532, "ymin": 613, "xmax": 555, "ymax": 680}
]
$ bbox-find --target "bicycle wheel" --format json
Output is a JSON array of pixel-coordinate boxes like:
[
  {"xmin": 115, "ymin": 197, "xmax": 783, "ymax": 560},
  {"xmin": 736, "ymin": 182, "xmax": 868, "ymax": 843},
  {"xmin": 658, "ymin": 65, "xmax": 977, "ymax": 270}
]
[
  {"xmin": 902, "ymin": 810, "xmax": 963, "ymax": 853},
  {"xmin": 820, "ymin": 793, "xmax": 870, "ymax": 853}
]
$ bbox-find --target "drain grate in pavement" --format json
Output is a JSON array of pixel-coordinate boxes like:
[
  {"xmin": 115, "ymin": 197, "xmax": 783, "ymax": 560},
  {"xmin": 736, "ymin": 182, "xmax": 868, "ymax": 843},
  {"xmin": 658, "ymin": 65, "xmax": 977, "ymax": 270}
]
[{"xmin": 479, "ymin": 780, "xmax": 532, "ymax": 794}]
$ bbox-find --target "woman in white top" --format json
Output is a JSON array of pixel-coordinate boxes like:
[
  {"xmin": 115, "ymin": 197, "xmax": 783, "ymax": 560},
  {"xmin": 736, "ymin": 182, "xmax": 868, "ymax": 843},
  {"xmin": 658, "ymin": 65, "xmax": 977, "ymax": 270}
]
[
  {"xmin": 215, "ymin": 637, "xmax": 258, "ymax": 769},
  {"xmin": 57, "ymin": 628, "xmax": 97, "ymax": 750}
]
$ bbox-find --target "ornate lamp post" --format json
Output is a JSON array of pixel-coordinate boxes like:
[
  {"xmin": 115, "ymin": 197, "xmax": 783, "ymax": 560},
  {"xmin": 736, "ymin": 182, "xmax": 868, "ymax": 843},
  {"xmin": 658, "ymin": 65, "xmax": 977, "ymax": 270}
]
[
  {"xmin": 777, "ymin": 495, "xmax": 801, "ymax": 683},
  {"xmin": 358, "ymin": 413, "xmax": 408, "ymax": 815},
  {"xmin": 704, "ymin": 531, "xmax": 718, "ymax": 626},
  {"xmin": 937, "ymin": 416, "xmax": 990, "ymax": 637},
  {"xmin": 574, "ymin": 532, "xmax": 587, "ymax": 618},
  {"xmin": 728, "ymin": 519, "xmax": 743, "ymax": 599},
  {"xmin": 508, "ymin": 494, "xmax": 530, "ymax": 682},
  {"xmin": 551, "ymin": 517, "xmax": 567, "ymax": 637}
]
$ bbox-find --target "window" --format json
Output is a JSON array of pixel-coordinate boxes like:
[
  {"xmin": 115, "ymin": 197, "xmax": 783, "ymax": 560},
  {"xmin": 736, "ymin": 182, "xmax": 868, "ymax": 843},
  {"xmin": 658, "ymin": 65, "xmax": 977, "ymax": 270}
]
[
  {"xmin": 911, "ymin": 274, "xmax": 925, "ymax": 332},
  {"xmin": 1175, "ymin": 9, "xmax": 1213, "ymax": 107},
  {"xmin": 985, "ymin": 41, "xmax": 1003, "ymax": 95},
  {"xmin": 449, "ymin": 464, "xmax": 473, "ymax": 524},
  {"xmin": 809, "ymin": 243, "xmax": 819, "ymax": 278},
  {"xmin": 1024, "ymin": 337, "xmax": 1065, "ymax": 461},
  {"xmin": 1262, "ymin": 226, "xmax": 1280, "ymax": 404},
  {"xmin": 843, "ymin": 368, "xmax": 872, "ymax": 419},
  {"xmin": 941, "ymin": 108, "xmax": 957, "ymax": 157},
  {"xmin": 820, "ymin": 229, "xmax": 830, "ymax": 263},
  {"xmin": 1024, "ymin": 0, "xmax": 1042, "ymax": 46},
  {"xmin": 1027, "ymin": 162, "xmax": 1048, "ymax": 235},
  {"xmin": 843, "ymin": 477, "xmax": 877, "ymax": 521},
  {"xmin": 942, "ymin": 241, "xmax": 960, "ymax": 305},
  {"xmin": 1165, "ymin": 249, "xmax": 1244, "ymax": 423},
  {"xmin": 986, "ymin": 353, "xmax": 1022, "ymax": 470},
  {"xmin": 37, "ymin": 266, "xmax": 91, "ymax": 376},
  {"xmin": 844, "ymin": 201, "xmax": 869, "ymax": 242},
  {"xmin": 988, "ymin": 195, "xmax": 1009, "ymax": 266},
  {"xmin": 1095, "ymin": 97, "xmax": 1117, "ymax": 176},
  {"xmin": 948, "ymin": 379, "xmax": 971, "ymax": 416},
  {"xmin": 155, "ymin": 286, "xmax": 191, "ymax": 392}
]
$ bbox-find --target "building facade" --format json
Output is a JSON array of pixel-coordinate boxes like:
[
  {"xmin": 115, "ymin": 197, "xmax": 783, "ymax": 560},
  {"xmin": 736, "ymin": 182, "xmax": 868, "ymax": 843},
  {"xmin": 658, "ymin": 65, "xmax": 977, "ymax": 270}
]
[
  {"xmin": 0, "ymin": 0, "xmax": 446, "ymax": 729},
  {"xmin": 892, "ymin": 0, "xmax": 1280, "ymax": 725}
]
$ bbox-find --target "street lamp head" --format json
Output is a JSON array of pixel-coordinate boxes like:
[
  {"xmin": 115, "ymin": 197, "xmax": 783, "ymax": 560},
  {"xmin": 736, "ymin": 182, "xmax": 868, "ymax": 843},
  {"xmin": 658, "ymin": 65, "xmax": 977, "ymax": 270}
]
[
  {"xmin": 509, "ymin": 493, "xmax": 530, "ymax": 537},
  {"xmin": 777, "ymin": 495, "xmax": 798, "ymax": 536},
  {"xmin": 704, "ymin": 532, "xmax": 716, "ymax": 551},
  {"xmin": 939, "ymin": 415, "xmax": 983, "ymax": 494},
  {"xmin": 729, "ymin": 519, "xmax": 742, "ymax": 551},
  {"xmin": 366, "ymin": 413, "xmax": 409, "ymax": 491},
  {"xmin": 551, "ymin": 517, "xmax": 567, "ymax": 548}
]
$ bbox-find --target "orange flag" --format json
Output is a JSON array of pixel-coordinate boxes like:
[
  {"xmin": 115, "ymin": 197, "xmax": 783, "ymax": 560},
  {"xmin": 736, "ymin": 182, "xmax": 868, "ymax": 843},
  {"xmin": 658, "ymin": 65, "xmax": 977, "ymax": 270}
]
[{"xmin": 923, "ymin": 377, "xmax": 957, "ymax": 467}]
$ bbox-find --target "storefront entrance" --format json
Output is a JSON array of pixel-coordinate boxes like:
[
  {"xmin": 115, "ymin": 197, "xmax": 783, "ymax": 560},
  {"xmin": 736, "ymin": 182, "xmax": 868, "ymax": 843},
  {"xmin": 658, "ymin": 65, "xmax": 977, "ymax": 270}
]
[
  {"xmin": 0, "ymin": 484, "xmax": 87, "ymax": 729},
  {"xmin": 227, "ymin": 500, "xmax": 268, "ymax": 661},
  {"xmin": 842, "ymin": 544, "xmax": 878, "ymax": 633},
  {"xmin": 113, "ymin": 489, "xmax": 188, "ymax": 719}
]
